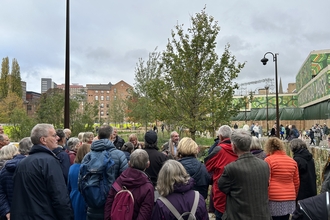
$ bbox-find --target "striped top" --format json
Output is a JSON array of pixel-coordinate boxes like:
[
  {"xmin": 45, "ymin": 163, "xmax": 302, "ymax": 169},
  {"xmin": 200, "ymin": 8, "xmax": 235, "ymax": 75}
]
[{"xmin": 265, "ymin": 150, "xmax": 300, "ymax": 201}]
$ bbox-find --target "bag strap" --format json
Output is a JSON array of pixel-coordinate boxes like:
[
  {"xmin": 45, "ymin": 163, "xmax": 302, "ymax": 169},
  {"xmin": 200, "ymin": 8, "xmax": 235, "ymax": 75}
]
[
  {"xmin": 191, "ymin": 191, "xmax": 199, "ymax": 215},
  {"xmin": 159, "ymin": 191, "xmax": 199, "ymax": 220},
  {"xmin": 159, "ymin": 196, "xmax": 181, "ymax": 219},
  {"xmin": 112, "ymin": 181, "xmax": 121, "ymax": 192}
]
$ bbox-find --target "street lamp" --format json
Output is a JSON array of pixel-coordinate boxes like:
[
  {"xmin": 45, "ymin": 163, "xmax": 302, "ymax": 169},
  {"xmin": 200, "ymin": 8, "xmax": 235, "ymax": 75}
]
[
  {"xmin": 261, "ymin": 52, "xmax": 279, "ymax": 138},
  {"xmin": 265, "ymin": 86, "xmax": 269, "ymax": 136}
]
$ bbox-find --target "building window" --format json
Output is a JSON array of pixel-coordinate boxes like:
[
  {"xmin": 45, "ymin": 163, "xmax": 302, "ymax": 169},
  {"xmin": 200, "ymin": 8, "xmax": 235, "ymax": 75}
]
[
  {"xmin": 27, "ymin": 105, "xmax": 32, "ymax": 111},
  {"xmin": 107, "ymin": 91, "xmax": 109, "ymax": 94},
  {"xmin": 95, "ymin": 90, "xmax": 98, "ymax": 93},
  {"xmin": 106, "ymin": 96, "xmax": 110, "ymax": 101},
  {"xmin": 114, "ymin": 88, "xmax": 117, "ymax": 93},
  {"xmin": 101, "ymin": 96, "xmax": 104, "ymax": 101},
  {"xmin": 114, "ymin": 96, "xmax": 117, "ymax": 100},
  {"xmin": 106, "ymin": 104, "xmax": 109, "ymax": 108},
  {"xmin": 101, "ymin": 91, "xmax": 104, "ymax": 93},
  {"xmin": 95, "ymin": 96, "xmax": 98, "ymax": 101},
  {"xmin": 101, "ymin": 111, "xmax": 104, "ymax": 116},
  {"xmin": 100, "ymin": 103, "xmax": 104, "ymax": 108}
]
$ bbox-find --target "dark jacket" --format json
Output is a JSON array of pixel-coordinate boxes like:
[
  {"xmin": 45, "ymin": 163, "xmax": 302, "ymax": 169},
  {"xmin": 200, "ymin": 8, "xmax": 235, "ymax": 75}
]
[
  {"xmin": 113, "ymin": 136, "xmax": 125, "ymax": 150},
  {"xmin": 151, "ymin": 178, "xmax": 209, "ymax": 220},
  {"xmin": 52, "ymin": 146, "xmax": 71, "ymax": 183},
  {"xmin": 10, "ymin": 144, "xmax": 73, "ymax": 220},
  {"xmin": 0, "ymin": 159, "xmax": 8, "ymax": 171},
  {"xmin": 0, "ymin": 154, "xmax": 26, "ymax": 217},
  {"xmin": 208, "ymin": 137, "xmax": 219, "ymax": 155},
  {"xmin": 218, "ymin": 153, "xmax": 271, "ymax": 220},
  {"xmin": 179, "ymin": 156, "xmax": 211, "ymax": 199},
  {"xmin": 104, "ymin": 167, "xmax": 154, "ymax": 220},
  {"xmin": 292, "ymin": 192, "xmax": 330, "ymax": 220},
  {"xmin": 293, "ymin": 148, "xmax": 317, "ymax": 200},
  {"xmin": 144, "ymin": 147, "xmax": 168, "ymax": 187},
  {"xmin": 250, "ymin": 149, "xmax": 267, "ymax": 160},
  {"xmin": 82, "ymin": 139, "xmax": 128, "ymax": 220}
]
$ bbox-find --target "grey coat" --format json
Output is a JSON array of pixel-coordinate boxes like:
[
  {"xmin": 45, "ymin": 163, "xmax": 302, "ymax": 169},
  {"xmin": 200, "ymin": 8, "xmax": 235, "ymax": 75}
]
[{"xmin": 218, "ymin": 153, "xmax": 271, "ymax": 220}]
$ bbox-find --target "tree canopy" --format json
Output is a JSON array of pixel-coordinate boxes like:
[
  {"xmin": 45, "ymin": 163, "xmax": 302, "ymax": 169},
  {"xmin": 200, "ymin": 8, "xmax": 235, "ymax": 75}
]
[{"xmin": 128, "ymin": 8, "xmax": 245, "ymax": 139}]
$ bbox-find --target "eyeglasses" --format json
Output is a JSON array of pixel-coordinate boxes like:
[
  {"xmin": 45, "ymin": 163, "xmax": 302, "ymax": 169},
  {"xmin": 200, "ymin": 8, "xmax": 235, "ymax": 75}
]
[{"xmin": 49, "ymin": 134, "xmax": 58, "ymax": 138}]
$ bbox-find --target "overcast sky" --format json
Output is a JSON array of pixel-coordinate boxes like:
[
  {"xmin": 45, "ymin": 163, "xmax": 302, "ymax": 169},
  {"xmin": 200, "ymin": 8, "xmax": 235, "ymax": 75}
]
[{"xmin": 1, "ymin": 0, "xmax": 329, "ymax": 94}]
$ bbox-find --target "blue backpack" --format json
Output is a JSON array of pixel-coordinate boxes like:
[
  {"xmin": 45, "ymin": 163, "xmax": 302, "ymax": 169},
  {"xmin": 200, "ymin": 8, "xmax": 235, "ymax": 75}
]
[{"xmin": 79, "ymin": 148, "xmax": 115, "ymax": 208}]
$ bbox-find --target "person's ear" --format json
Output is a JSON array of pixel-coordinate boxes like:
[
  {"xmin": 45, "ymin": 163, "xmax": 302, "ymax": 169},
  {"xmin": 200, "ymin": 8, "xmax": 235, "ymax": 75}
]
[
  {"xmin": 128, "ymin": 161, "xmax": 132, "ymax": 167},
  {"xmin": 145, "ymin": 161, "xmax": 150, "ymax": 169}
]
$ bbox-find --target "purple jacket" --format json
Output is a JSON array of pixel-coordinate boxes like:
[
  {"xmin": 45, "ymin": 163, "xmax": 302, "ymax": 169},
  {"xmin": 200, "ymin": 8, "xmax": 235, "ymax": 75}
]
[
  {"xmin": 104, "ymin": 167, "xmax": 154, "ymax": 220},
  {"xmin": 151, "ymin": 178, "xmax": 209, "ymax": 220}
]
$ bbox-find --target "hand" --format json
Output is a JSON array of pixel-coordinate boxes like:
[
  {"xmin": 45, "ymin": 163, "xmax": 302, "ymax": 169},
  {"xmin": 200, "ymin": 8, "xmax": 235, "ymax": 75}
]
[{"xmin": 6, "ymin": 212, "xmax": 10, "ymax": 220}]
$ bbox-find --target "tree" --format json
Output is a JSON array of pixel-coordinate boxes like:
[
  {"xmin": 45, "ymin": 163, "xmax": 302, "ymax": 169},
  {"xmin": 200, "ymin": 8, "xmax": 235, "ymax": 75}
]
[
  {"xmin": 126, "ymin": 50, "xmax": 161, "ymax": 130},
  {"xmin": 36, "ymin": 88, "xmax": 65, "ymax": 128},
  {"xmin": 0, "ymin": 57, "xmax": 10, "ymax": 99},
  {"xmin": 70, "ymin": 101, "xmax": 99, "ymax": 136},
  {"xmin": 10, "ymin": 58, "xmax": 22, "ymax": 99},
  {"xmin": 109, "ymin": 96, "xmax": 126, "ymax": 128},
  {"xmin": 0, "ymin": 92, "xmax": 24, "ymax": 123},
  {"xmin": 145, "ymin": 8, "xmax": 245, "ymax": 140},
  {"xmin": 9, "ymin": 108, "xmax": 36, "ymax": 141}
]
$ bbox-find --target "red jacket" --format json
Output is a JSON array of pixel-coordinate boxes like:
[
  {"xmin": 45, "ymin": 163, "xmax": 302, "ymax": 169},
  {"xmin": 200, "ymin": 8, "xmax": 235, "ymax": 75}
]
[{"xmin": 205, "ymin": 138, "xmax": 238, "ymax": 213}]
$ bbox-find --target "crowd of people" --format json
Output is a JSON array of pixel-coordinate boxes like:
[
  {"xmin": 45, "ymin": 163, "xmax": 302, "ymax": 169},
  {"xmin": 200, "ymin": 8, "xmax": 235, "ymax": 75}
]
[{"xmin": 0, "ymin": 123, "xmax": 329, "ymax": 219}]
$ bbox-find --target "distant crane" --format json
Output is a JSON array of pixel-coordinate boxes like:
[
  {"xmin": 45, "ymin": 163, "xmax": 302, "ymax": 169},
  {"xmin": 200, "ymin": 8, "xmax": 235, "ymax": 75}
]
[{"xmin": 236, "ymin": 78, "xmax": 275, "ymax": 96}]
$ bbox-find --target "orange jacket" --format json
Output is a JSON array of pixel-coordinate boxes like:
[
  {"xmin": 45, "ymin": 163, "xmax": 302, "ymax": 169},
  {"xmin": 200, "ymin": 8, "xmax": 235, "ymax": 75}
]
[{"xmin": 265, "ymin": 150, "xmax": 300, "ymax": 201}]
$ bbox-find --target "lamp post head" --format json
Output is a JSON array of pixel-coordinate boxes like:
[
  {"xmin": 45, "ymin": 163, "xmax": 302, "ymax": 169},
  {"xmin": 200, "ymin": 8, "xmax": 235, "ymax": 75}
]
[{"xmin": 261, "ymin": 57, "xmax": 269, "ymax": 65}]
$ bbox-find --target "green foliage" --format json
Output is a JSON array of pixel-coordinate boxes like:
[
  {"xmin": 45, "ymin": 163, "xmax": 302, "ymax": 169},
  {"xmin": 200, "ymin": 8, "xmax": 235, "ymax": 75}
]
[
  {"xmin": 36, "ymin": 88, "xmax": 65, "ymax": 128},
  {"xmin": 130, "ymin": 8, "xmax": 245, "ymax": 140},
  {"xmin": 109, "ymin": 97, "xmax": 126, "ymax": 127},
  {"xmin": 0, "ymin": 57, "xmax": 10, "ymax": 99},
  {"xmin": 126, "ymin": 50, "xmax": 161, "ymax": 130},
  {"xmin": 9, "ymin": 108, "xmax": 36, "ymax": 141},
  {"xmin": 71, "ymin": 102, "xmax": 99, "ymax": 136},
  {"xmin": 0, "ymin": 92, "xmax": 24, "ymax": 123},
  {"xmin": 10, "ymin": 58, "xmax": 22, "ymax": 98}
]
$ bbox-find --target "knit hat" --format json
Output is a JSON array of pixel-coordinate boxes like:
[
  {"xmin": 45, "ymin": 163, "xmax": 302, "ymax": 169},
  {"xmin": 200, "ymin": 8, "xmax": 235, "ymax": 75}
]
[{"xmin": 145, "ymin": 130, "xmax": 157, "ymax": 144}]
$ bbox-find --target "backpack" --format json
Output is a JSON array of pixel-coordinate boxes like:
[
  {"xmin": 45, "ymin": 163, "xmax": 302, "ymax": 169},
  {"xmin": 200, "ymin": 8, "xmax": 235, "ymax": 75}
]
[
  {"xmin": 110, "ymin": 181, "xmax": 135, "ymax": 220},
  {"xmin": 159, "ymin": 191, "xmax": 199, "ymax": 220},
  {"xmin": 79, "ymin": 148, "xmax": 115, "ymax": 208},
  {"xmin": 293, "ymin": 129, "xmax": 299, "ymax": 138}
]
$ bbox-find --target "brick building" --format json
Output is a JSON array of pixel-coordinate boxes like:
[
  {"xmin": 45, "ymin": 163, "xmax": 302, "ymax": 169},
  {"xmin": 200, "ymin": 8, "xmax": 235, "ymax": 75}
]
[{"xmin": 86, "ymin": 80, "xmax": 132, "ymax": 123}]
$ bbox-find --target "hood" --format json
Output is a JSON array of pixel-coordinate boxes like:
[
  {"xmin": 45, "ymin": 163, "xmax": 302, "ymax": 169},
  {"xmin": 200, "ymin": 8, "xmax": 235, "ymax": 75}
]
[
  {"xmin": 294, "ymin": 148, "xmax": 313, "ymax": 161},
  {"xmin": 220, "ymin": 139, "xmax": 237, "ymax": 158},
  {"xmin": 173, "ymin": 177, "xmax": 194, "ymax": 194},
  {"xmin": 5, "ymin": 154, "xmax": 26, "ymax": 173},
  {"xmin": 91, "ymin": 139, "xmax": 115, "ymax": 151},
  {"xmin": 117, "ymin": 167, "xmax": 150, "ymax": 188},
  {"xmin": 250, "ymin": 149, "xmax": 263, "ymax": 155}
]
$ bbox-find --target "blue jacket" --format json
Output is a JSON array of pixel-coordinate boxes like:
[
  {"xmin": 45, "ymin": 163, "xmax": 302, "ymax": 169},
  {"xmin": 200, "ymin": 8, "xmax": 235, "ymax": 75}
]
[
  {"xmin": 68, "ymin": 163, "xmax": 87, "ymax": 220},
  {"xmin": 0, "ymin": 154, "xmax": 26, "ymax": 217},
  {"xmin": 81, "ymin": 139, "xmax": 128, "ymax": 220},
  {"xmin": 179, "ymin": 157, "xmax": 211, "ymax": 199}
]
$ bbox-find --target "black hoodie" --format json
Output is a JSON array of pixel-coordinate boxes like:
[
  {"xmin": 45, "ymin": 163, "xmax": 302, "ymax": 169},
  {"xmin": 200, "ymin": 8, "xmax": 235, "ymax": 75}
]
[{"xmin": 293, "ymin": 148, "xmax": 317, "ymax": 200}]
